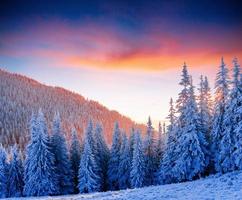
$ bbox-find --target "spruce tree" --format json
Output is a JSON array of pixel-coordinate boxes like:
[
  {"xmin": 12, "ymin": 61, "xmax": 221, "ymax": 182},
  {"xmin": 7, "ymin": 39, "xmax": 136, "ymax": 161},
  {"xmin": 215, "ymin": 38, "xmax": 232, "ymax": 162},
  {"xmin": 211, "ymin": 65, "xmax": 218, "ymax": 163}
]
[
  {"xmin": 175, "ymin": 63, "xmax": 191, "ymax": 153},
  {"xmin": 154, "ymin": 122, "xmax": 165, "ymax": 185},
  {"xmin": 70, "ymin": 127, "xmax": 82, "ymax": 194},
  {"xmin": 166, "ymin": 63, "xmax": 192, "ymax": 182},
  {"xmin": 23, "ymin": 110, "xmax": 58, "ymax": 197},
  {"xmin": 85, "ymin": 120, "xmax": 96, "ymax": 157},
  {"xmin": 222, "ymin": 58, "xmax": 241, "ymax": 171},
  {"xmin": 173, "ymin": 80, "xmax": 205, "ymax": 181},
  {"xmin": 85, "ymin": 120, "xmax": 100, "ymax": 180},
  {"xmin": 129, "ymin": 128, "xmax": 136, "ymax": 161},
  {"xmin": 0, "ymin": 145, "xmax": 8, "ymax": 198},
  {"xmin": 233, "ymin": 69, "xmax": 242, "ymax": 169},
  {"xmin": 51, "ymin": 113, "xmax": 73, "ymax": 195},
  {"xmin": 158, "ymin": 98, "xmax": 177, "ymax": 184},
  {"xmin": 203, "ymin": 76, "xmax": 214, "ymax": 171},
  {"xmin": 176, "ymin": 63, "xmax": 190, "ymax": 125},
  {"xmin": 203, "ymin": 76, "xmax": 213, "ymax": 133},
  {"xmin": 211, "ymin": 57, "xmax": 230, "ymax": 173},
  {"xmin": 197, "ymin": 75, "xmax": 211, "ymax": 173},
  {"xmin": 107, "ymin": 122, "xmax": 122, "ymax": 190},
  {"xmin": 156, "ymin": 122, "xmax": 165, "ymax": 162},
  {"xmin": 143, "ymin": 117, "xmax": 156, "ymax": 186},
  {"xmin": 198, "ymin": 75, "xmax": 213, "ymax": 140},
  {"xmin": 94, "ymin": 123, "xmax": 109, "ymax": 191},
  {"xmin": 23, "ymin": 113, "xmax": 37, "ymax": 193},
  {"xmin": 130, "ymin": 131, "xmax": 145, "ymax": 188},
  {"xmin": 78, "ymin": 123, "xmax": 101, "ymax": 193},
  {"xmin": 7, "ymin": 145, "xmax": 24, "ymax": 197},
  {"xmin": 168, "ymin": 98, "xmax": 176, "ymax": 127},
  {"xmin": 118, "ymin": 133, "xmax": 131, "ymax": 189}
]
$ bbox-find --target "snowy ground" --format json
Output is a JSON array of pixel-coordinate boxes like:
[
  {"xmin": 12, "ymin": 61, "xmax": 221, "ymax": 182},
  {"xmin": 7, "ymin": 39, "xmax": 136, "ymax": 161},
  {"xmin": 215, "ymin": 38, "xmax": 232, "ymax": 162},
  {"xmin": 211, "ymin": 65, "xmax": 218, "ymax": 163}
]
[{"xmin": 7, "ymin": 171, "xmax": 242, "ymax": 200}]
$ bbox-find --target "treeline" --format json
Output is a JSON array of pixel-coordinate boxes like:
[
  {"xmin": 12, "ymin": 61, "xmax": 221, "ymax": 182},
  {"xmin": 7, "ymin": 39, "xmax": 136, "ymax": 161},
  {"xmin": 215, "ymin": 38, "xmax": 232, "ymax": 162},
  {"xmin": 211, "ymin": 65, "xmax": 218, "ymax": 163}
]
[
  {"xmin": 0, "ymin": 69, "xmax": 145, "ymax": 149},
  {"xmin": 0, "ymin": 57, "xmax": 241, "ymax": 198}
]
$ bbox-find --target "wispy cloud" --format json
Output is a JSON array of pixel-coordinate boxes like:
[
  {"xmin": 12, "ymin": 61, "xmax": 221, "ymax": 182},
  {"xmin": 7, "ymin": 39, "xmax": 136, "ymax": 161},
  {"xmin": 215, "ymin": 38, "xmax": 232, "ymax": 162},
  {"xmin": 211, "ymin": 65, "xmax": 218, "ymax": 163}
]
[{"xmin": 0, "ymin": 19, "xmax": 241, "ymax": 72}]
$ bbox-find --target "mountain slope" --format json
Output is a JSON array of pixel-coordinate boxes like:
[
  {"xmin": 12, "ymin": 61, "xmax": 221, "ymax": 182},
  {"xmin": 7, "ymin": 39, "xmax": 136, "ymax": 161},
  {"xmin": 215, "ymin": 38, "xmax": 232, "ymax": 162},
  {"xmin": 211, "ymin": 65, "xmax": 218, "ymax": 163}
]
[
  {"xmin": 0, "ymin": 69, "xmax": 146, "ymax": 149},
  {"xmin": 7, "ymin": 171, "xmax": 242, "ymax": 200}
]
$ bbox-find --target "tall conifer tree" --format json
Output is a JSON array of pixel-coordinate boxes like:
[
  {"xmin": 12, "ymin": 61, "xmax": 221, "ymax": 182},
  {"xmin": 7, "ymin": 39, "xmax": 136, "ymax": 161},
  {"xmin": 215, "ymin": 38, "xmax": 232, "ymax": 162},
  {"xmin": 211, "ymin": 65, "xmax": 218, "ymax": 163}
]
[
  {"xmin": 70, "ymin": 127, "xmax": 82, "ymax": 193},
  {"xmin": 118, "ymin": 133, "xmax": 131, "ymax": 189},
  {"xmin": 51, "ymin": 113, "xmax": 73, "ymax": 194},
  {"xmin": 78, "ymin": 122, "xmax": 101, "ymax": 193},
  {"xmin": 143, "ymin": 117, "xmax": 156, "ymax": 186},
  {"xmin": 24, "ymin": 110, "xmax": 58, "ymax": 197},
  {"xmin": 130, "ymin": 131, "xmax": 145, "ymax": 188},
  {"xmin": 94, "ymin": 123, "xmax": 109, "ymax": 191},
  {"xmin": 7, "ymin": 146, "xmax": 24, "ymax": 197},
  {"xmin": 211, "ymin": 58, "xmax": 230, "ymax": 173},
  {"xmin": 107, "ymin": 122, "xmax": 122, "ymax": 190},
  {"xmin": 158, "ymin": 98, "xmax": 177, "ymax": 184},
  {"xmin": 233, "ymin": 67, "xmax": 242, "ymax": 169},
  {"xmin": 173, "ymin": 79, "xmax": 205, "ymax": 181},
  {"xmin": 222, "ymin": 58, "xmax": 241, "ymax": 172},
  {"xmin": 129, "ymin": 128, "xmax": 136, "ymax": 161}
]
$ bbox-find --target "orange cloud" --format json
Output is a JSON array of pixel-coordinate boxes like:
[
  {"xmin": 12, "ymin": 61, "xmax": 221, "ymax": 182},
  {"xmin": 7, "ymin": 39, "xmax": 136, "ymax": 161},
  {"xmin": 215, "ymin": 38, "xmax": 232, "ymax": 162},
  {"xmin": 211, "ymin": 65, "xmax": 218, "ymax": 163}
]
[
  {"xmin": 0, "ymin": 20, "xmax": 241, "ymax": 72},
  {"xmin": 65, "ymin": 50, "xmax": 242, "ymax": 71}
]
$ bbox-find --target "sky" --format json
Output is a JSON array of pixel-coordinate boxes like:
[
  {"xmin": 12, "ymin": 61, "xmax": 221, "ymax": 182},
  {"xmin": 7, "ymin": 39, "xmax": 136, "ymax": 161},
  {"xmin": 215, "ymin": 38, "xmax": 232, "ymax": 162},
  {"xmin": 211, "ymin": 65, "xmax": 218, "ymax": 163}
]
[{"xmin": 0, "ymin": 0, "xmax": 242, "ymax": 127}]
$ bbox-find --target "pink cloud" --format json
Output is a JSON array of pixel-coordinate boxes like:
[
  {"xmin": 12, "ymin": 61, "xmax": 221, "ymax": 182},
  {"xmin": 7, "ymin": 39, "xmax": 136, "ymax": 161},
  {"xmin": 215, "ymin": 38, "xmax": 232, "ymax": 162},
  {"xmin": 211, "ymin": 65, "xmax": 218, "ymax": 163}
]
[{"xmin": 0, "ymin": 19, "xmax": 241, "ymax": 71}]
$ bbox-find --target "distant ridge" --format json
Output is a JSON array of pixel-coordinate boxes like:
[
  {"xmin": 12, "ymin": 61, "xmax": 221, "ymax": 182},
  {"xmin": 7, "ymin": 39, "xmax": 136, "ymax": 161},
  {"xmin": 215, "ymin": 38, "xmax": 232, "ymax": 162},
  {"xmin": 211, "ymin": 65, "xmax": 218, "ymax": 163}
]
[{"xmin": 0, "ymin": 69, "xmax": 146, "ymax": 149}]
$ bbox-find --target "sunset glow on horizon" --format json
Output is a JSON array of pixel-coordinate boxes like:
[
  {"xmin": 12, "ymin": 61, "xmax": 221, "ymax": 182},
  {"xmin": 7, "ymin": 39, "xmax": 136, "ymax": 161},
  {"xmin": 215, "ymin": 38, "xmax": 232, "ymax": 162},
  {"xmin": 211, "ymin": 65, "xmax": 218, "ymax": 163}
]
[
  {"xmin": 1, "ymin": 19, "xmax": 242, "ymax": 71},
  {"xmin": 1, "ymin": 0, "xmax": 242, "ymax": 126}
]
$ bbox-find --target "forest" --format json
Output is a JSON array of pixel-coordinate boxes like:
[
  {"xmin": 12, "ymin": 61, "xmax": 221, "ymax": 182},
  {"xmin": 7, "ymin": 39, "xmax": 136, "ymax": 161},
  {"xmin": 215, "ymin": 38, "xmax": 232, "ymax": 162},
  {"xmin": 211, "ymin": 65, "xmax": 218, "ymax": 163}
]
[{"xmin": 0, "ymin": 57, "xmax": 241, "ymax": 198}]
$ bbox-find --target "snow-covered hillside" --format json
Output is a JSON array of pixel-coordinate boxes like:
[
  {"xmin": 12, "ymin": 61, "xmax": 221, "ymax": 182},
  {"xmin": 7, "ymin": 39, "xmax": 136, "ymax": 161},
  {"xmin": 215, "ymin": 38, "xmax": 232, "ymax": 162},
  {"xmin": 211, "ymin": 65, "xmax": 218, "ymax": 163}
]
[
  {"xmin": 0, "ymin": 69, "xmax": 146, "ymax": 149},
  {"xmin": 7, "ymin": 171, "xmax": 242, "ymax": 200}
]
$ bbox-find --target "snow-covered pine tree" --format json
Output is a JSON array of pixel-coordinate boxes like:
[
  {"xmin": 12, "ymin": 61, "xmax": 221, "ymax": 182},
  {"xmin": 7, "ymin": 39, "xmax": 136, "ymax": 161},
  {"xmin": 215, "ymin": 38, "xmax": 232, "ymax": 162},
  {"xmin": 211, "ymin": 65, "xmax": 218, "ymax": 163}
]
[
  {"xmin": 51, "ymin": 112, "xmax": 73, "ymax": 195},
  {"xmin": 85, "ymin": 120, "xmax": 96, "ymax": 157},
  {"xmin": 203, "ymin": 76, "xmax": 213, "ymax": 172},
  {"xmin": 23, "ymin": 109, "xmax": 58, "ymax": 197},
  {"xmin": 197, "ymin": 75, "xmax": 211, "ymax": 173},
  {"xmin": 78, "ymin": 122, "xmax": 101, "ymax": 193},
  {"xmin": 221, "ymin": 58, "xmax": 241, "ymax": 172},
  {"xmin": 154, "ymin": 122, "xmax": 165, "ymax": 185},
  {"xmin": 173, "ymin": 79, "xmax": 205, "ymax": 181},
  {"xmin": 198, "ymin": 75, "xmax": 213, "ymax": 140},
  {"xmin": 157, "ymin": 98, "xmax": 177, "ymax": 184},
  {"xmin": 129, "ymin": 128, "xmax": 136, "ymax": 161},
  {"xmin": 118, "ymin": 132, "xmax": 131, "ymax": 189},
  {"xmin": 174, "ymin": 63, "xmax": 191, "ymax": 152},
  {"xmin": 70, "ymin": 127, "xmax": 82, "ymax": 194},
  {"xmin": 7, "ymin": 145, "xmax": 24, "ymax": 197},
  {"xmin": 165, "ymin": 63, "xmax": 193, "ymax": 182},
  {"xmin": 130, "ymin": 130, "xmax": 145, "ymax": 188},
  {"xmin": 211, "ymin": 57, "xmax": 230, "ymax": 173},
  {"xmin": 166, "ymin": 63, "xmax": 205, "ymax": 182},
  {"xmin": 84, "ymin": 120, "xmax": 101, "ymax": 182},
  {"xmin": 156, "ymin": 122, "xmax": 165, "ymax": 163},
  {"xmin": 233, "ymin": 64, "xmax": 242, "ymax": 169},
  {"xmin": 107, "ymin": 122, "xmax": 122, "ymax": 191},
  {"xmin": 176, "ymin": 63, "xmax": 190, "ymax": 126},
  {"xmin": 23, "ymin": 112, "xmax": 37, "ymax": 194},
  {"xmin": 0, "ymin": 145, "xmax": 8, "ymax": 198},
  {"xmin": 143, "ymin": 117, "xmax": 156, "ymax": 186},
  {"xmin": 203, "ymin": 76, "xmax": 213, "ymax": 133},
  {"xmin": 94, "ymin": 123, "xmax": 109, "ymax": 191},
  {"xmin": 167, "ymin": 98, "xmax": 176, "ymax": 131}
]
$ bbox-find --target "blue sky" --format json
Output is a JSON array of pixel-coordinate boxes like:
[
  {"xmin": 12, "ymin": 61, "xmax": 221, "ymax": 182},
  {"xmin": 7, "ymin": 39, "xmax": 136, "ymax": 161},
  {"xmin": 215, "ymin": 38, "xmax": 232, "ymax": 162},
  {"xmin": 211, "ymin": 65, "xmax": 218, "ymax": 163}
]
[{"xmin": 0, "ymin": 0, "xmax": 241, "ymax": 126}]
